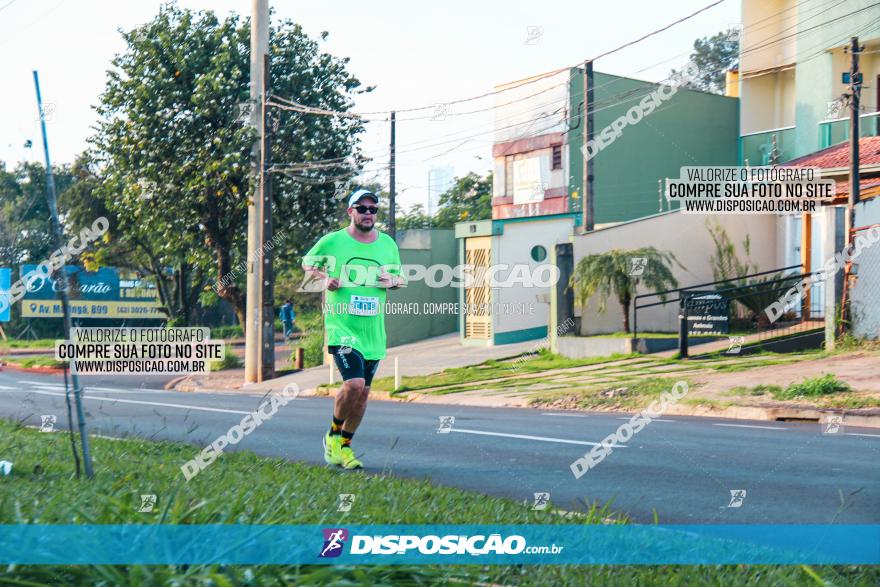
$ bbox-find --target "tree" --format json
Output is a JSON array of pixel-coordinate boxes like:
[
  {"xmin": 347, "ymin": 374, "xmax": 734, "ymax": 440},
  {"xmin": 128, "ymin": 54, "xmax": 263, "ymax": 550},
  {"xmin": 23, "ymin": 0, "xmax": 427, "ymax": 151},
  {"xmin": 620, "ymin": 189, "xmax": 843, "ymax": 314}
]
[
  {"xmin": 396, "ymin": 203, "xmax": 432, "ymax": 230},
  {"xmin": 706, "ymin": 221, "xmax": 800, "ymax": 328},
  {"xmin": 571, "ymin": 248, "xmax": 682, "ymax": 333},
  {"xmin": 60, "ymin": 153, "xmax": 209, "ymax": 323},
  {"xmin": 89, "ymin": 3, "xmax": 370, "ymax": 328},
  {"xmin": 669, "ymin": 28, "xmax": 739, "ymax": 94},
  {"xmin": 433, "ymin": 172, "xmax": 492, "ymax": 228}
]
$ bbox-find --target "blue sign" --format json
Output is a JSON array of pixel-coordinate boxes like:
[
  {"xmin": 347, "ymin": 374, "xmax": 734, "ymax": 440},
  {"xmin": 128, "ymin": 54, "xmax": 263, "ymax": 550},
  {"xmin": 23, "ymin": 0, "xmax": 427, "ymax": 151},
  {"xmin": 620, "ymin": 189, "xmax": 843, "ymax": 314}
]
[
  {"xmin": 0, "ymin": 268, "xmax": 10, "ymax": 322},
  {"xmin": 21, "ymin": 265, "xmax": 119, "ymax": 301},
  {"xmin": 0, "ymin": 524, "xmax": 876, "ymax": 565}
]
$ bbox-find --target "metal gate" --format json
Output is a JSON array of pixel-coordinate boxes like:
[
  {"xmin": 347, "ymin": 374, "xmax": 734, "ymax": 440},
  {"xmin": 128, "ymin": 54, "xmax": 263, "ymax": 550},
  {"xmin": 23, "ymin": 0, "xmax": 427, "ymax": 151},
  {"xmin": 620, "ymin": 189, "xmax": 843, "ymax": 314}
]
[{"xmin": 464, "ymin": 236, "xmax": 492, "ymax": 340}]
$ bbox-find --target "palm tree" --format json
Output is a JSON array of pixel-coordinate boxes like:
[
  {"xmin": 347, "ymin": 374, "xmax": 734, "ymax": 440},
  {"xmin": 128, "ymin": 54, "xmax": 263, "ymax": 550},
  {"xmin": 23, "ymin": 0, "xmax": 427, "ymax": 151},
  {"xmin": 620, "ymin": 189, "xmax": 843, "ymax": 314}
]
[{"xmin": 571, "ymin": 248, "xmax": 682, "ymax": 333}]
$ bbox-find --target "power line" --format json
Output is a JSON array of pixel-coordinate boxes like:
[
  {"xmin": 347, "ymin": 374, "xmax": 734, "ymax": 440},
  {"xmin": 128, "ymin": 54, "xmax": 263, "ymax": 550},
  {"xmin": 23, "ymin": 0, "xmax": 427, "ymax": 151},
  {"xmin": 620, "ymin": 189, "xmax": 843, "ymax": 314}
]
[
  {"xmin": 591, "ymin": 0, "xmax": 728, "ymax": 61},
  {"xmin": 269, "ymin": 0, "xmax": 731, "ymax": 119}
]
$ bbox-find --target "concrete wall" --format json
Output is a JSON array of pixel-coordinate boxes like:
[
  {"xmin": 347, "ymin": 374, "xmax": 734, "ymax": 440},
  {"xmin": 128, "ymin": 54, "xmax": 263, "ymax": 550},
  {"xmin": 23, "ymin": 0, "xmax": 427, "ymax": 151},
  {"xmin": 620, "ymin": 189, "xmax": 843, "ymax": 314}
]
[
  {"xmin": 571, "ymin": 211, "xmax": 782, "ymax": 335},
  {"xmin": 852, "ymin": 198, "xmax": 880, "ymax": 339},
  {"xmin": 492, "ymin": 216, "xmax": 575, "ymax": 343},
  {"xmin": 385, "ymin": 229, "xmax": 458, "ymax": 347},
  {"xmin": 741, "ymin": 0, "xmax": 797, "ymax": 74}
]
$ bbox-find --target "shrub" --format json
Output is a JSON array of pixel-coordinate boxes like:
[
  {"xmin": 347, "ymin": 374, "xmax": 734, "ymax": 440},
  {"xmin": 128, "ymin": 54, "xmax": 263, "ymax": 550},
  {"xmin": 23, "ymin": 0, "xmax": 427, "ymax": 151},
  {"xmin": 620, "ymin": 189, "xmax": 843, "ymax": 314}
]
[
  {"xmin": 208, "ymin": 351, "xmax": 243, "ymax": 371},
  {"xmin": 292, "ymin": 311, "xmax": 324, "ymax": 368},
  {"xmin": 772, "ymin": 374, "xmax": 851, "ymax": 400}
]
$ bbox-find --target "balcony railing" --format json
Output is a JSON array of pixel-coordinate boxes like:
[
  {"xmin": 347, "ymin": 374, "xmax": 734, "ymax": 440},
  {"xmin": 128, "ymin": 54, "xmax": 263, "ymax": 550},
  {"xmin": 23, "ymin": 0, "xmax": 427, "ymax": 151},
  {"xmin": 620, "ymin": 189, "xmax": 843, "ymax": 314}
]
[
  {"xmin": 739, "ymin": 126, "xmax": 796, "ymax": 166},
  {"xmin": 819, "ymin": 111, "xmax": 880, "ymax": 149}
]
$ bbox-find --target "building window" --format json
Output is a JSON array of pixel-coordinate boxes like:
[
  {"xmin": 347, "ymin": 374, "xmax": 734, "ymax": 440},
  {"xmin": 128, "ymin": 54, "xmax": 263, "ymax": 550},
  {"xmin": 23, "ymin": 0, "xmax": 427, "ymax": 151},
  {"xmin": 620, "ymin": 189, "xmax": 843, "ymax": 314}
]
[
  {"xmin": 531, "ymin": 245, "xmax": 547, "ymax": 262},
  {"xmin": 551, "ymin": 145, "xmax": 562, "ymax": 170},
  {"xmin": 505, "ymin": 155, "xmax": 514, "ymax": 196}
]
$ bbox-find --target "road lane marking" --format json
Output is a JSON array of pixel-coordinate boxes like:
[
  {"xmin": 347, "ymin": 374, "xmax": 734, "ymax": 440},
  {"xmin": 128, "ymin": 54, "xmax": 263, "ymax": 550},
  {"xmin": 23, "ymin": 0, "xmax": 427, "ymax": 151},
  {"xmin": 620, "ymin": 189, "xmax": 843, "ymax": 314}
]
[
  {"xmin": 616, "ymin": 417, "xmax": 676, "ymax": 423},
  {"xmin": 451, "ymin": 428, "xmax": 626, "ymax": 448},
  {"xmin": 844, "ymin": 432, "xmax": 880, "ymax": 438},
  {"xmin": 21, "ymin": 389, "xmax": 252, "ymax": 415},
  {"xmin": 541, "ymin": 413, "xmax": 590, "ymax": 418},
  {"xmin": 712, "ymin": 423, "xmax": 788, "ymax": 431}
]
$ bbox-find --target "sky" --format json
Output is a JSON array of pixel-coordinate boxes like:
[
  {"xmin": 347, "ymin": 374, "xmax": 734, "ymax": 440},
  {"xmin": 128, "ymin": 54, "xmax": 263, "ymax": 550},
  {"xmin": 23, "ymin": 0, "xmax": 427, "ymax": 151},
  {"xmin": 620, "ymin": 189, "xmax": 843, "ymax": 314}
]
[{"xmin": 0, "ymin": 0, "xmax": 741, "ymax": 211}]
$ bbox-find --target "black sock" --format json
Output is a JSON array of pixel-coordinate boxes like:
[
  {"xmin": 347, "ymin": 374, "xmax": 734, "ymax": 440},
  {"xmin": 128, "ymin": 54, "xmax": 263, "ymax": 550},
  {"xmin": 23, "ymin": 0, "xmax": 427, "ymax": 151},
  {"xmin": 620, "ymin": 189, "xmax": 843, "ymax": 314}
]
[
  {"xmin": 329, "ymin": 416, "xmax": 344, "ymax": 436},
  {"xmin": 341, "ymin": 430, "xmax": 354, "ymax": 447}
]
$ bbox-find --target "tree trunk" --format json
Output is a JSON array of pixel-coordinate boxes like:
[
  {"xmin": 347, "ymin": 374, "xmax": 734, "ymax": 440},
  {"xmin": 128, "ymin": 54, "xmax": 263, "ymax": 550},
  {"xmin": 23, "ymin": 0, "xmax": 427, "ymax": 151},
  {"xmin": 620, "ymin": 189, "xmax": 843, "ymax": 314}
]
[
  {"xmin": 621, "ymin": 300, "xmax": 631, "ymax": 334},
  {"xmin": 214, "ymin": 245, "xmax": 246, "ymax": 331}
]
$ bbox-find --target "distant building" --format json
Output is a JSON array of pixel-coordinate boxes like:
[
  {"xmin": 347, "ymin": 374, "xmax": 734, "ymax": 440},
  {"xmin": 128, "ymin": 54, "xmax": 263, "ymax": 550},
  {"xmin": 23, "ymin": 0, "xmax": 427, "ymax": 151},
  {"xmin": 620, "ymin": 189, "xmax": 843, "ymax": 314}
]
[
  {"xmin": 455, "ymin": 66, "xmax": 739, "ymax": 345},
  {"xmin": 739, "ymin": 0, "xmax": 880, "ymax": 337},
  {"xmin": 427, "ymin": 166, "xmax": 455, "ymax": 218}
]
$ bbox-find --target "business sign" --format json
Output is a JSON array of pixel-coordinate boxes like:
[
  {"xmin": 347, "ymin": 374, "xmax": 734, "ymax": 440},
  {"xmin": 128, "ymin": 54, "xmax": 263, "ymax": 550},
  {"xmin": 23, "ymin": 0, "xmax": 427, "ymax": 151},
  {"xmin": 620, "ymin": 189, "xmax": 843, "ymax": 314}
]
[
  {"xmin": 19, "ymin": 265, "xmax": 161, "ymax": 319},
  {"xmin": 683, "ymin": 291, "xmax": 729, "ymax": 335},
  {"xmin": 512, "ymin": 157, "xmax": 546, "ymax": 205},
  {"xmin": 0, "ymin": 268, "xmax": 10, "ymax": 322}
]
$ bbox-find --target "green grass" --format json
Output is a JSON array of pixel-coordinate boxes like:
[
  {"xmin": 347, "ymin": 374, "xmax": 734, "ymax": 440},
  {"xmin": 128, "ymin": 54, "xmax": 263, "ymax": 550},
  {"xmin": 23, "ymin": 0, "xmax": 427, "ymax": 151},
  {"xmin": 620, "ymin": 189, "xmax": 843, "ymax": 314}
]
[
  {"xmin": 370, "ymin": 351, "xmax": 640, "ymax": 393},
  {"xmin": 727, "ymin": 384, "xmax": 784, "ymax": 397},
  {"xmin": 531, "ymin": 377, "xmax": 694, "ymax": 411},
  {"xmin": 1, "ymin": 419, "xmax": 877, "ymax": 586},
  {"xmin": 0, "ymin": 338, "xmax": 58, "ymax": 351},
  {"xmin": 771, "ymin": 373, "xmax": 852, "ymax": 401},
  {"xmin": 0, "ymin": 354, "xmax": 65, "ymax": 369},
  {"xmin": 209, "ymin": 325, "xmax": 244, "ymax": 339},
  {"xmin": 208, "ymin": 350, "xmax": 243, "ymax": 371}
]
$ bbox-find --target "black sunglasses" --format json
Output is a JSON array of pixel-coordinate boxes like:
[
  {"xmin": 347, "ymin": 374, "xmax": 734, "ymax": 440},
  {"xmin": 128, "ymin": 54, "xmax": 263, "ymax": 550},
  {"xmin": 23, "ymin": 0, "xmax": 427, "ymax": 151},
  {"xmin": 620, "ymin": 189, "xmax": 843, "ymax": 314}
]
[{"xmin": 353, "ymin": 205, "xmax": 378, "ymax": 214}]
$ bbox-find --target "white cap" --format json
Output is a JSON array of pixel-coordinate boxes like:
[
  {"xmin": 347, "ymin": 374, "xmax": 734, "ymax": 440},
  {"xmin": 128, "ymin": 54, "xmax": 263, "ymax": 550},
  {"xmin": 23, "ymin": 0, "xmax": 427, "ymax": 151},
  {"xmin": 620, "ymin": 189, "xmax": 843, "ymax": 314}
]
[{"xmin": 347, "ymin": 189, "xmax": 379, "ymax": 208}]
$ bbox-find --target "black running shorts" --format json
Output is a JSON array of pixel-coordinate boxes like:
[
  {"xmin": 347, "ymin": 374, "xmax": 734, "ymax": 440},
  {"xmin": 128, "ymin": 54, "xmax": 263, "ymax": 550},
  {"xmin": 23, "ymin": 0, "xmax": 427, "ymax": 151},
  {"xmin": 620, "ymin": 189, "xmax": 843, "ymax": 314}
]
[{"xmin": 328, "ymin": 346, "xmax": 380, "ymax": 386}]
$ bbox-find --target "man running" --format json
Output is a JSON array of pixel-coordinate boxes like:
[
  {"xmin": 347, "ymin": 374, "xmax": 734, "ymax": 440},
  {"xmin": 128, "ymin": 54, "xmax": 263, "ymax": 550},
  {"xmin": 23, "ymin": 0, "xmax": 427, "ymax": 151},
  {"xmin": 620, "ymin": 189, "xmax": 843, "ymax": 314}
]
[{"xmin": 302, "ymin": 189, "xmax": 403, "ymax": 470}]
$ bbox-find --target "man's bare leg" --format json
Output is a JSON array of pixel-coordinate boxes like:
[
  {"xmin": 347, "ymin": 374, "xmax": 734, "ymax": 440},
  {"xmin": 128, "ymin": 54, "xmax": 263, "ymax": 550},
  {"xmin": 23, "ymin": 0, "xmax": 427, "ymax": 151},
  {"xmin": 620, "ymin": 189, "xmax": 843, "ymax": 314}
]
[{"xmin": 335, "ymin": 378, "xmax": 369, "ymax": 433}]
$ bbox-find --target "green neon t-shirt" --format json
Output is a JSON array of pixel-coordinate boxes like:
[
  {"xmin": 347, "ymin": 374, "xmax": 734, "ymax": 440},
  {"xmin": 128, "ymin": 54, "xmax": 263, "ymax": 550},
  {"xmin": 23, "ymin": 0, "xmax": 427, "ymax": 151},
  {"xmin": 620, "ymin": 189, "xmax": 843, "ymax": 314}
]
[{"xmin": 303, "ymin": 228, "xmax": 402, "ymax": 360}]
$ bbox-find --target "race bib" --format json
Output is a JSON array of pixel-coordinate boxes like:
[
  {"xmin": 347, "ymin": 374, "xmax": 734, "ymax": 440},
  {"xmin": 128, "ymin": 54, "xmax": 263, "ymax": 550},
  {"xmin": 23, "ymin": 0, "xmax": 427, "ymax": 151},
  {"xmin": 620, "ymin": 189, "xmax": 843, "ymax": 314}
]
[{"xmin": 349, "ymin": 295, "xmax": 379, "ymax": 316}]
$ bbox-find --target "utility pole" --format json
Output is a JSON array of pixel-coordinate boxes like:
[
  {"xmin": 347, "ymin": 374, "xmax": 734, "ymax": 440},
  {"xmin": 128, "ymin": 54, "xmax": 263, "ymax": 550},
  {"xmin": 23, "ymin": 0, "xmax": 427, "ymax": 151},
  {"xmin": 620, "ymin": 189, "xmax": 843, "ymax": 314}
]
[
  {"xmin": 846, "ymin": 36, "xmax": 862, "ymax": 244},
  {"xmin": 259, "ymin": 53, "xmax": 275, "ymax": 380},
  {"xmin": 33, "ymin": 70, "xmax": 94, "ymax": 478},
  {"xmin": 842, "ymin": 36, "xmax": 862, "ymax": 337},
  {"xmin": 245, "ymin": 0, "xmax": 270, "ymax": 382},
  {"xmin": 582, "ymin": 60, "xmax": 595, "ymax": 231},
  {"xmin": 389, "ymin": 111, "xmax": 396, "ymax": 239}
]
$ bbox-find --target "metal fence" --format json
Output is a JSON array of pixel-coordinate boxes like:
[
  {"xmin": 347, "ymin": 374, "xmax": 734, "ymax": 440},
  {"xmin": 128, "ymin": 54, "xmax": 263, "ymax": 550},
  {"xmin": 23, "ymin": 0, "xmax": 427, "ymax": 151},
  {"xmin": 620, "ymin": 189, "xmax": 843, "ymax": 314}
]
[{"xmin": 633, "ymin": 264, "xmax": 826, "ymax": 358}]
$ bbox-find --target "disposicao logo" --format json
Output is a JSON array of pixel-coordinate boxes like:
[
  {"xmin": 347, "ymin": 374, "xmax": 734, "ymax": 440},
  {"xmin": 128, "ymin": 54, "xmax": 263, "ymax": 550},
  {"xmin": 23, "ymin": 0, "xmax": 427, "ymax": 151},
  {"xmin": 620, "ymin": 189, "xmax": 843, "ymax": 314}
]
[{"xmin": 319, "ymin": 528, "xmax": 349, "ymax": 558}]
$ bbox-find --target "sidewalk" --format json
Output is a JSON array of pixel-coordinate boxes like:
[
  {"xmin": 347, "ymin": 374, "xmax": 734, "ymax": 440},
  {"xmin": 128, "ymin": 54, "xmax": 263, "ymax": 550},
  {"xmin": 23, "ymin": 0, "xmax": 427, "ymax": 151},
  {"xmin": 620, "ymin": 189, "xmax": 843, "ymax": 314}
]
[{"xmin": 172, "ymin": 333, "xmax": 538, "ymax": 394}]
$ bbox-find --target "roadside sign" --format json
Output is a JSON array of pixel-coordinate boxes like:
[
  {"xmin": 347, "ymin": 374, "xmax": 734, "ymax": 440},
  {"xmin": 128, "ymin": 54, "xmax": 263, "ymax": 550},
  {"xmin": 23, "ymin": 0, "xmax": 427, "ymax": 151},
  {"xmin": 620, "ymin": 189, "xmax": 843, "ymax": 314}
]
[
  {"xmin": 683, "ymin": 291, "xmax": 729, "ymax": 335},
  {"xmin": 18, "ymin": 265, "xmax": 161, "ymax": 319},
  {"xmin": 0, "ymin": 268, "xmax": 10, "ymax": 322}
]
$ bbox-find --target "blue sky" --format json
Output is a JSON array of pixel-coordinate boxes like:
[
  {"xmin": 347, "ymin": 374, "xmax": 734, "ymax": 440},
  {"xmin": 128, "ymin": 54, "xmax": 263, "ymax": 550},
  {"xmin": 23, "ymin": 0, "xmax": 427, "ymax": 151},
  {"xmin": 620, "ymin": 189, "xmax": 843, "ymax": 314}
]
[{"xmin": 0, "ymin": 0, "xmax": 740, "ymax": 210}]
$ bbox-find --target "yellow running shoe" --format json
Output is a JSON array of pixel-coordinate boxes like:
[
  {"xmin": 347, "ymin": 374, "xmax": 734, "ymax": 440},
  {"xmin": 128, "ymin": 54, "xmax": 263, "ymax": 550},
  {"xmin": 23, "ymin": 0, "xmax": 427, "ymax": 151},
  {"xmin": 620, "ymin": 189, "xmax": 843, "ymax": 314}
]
[
  {"xmin": 339, "ymin": 445, "xmax": 363, "ymax": 470},
  {"xmin": 323, "ymin": 432, "xmax": 343, "ymax": 466}
]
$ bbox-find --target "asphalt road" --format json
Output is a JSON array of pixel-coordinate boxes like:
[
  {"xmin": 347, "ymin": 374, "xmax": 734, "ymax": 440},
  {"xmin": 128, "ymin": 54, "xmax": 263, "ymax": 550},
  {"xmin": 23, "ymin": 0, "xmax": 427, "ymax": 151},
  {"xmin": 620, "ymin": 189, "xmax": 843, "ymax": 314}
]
[{"xmin": 2, "ymin": 369, "xmax": 878, "ymax": 524}]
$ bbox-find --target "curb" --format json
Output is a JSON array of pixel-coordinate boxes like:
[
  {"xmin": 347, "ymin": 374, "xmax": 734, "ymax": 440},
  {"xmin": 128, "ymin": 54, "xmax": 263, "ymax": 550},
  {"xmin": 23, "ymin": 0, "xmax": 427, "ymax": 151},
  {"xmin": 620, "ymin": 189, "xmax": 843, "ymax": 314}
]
[
  {"xmin": 0, "ymin": 362, "xmax": 66, "ymax": 375},
  {"xmin": 663, "ymin": 403, "xmax": 880, "ymax": 429},
  {"xmin": 306, "ymin": 385, "xmax": 880, "ymax": 428}
]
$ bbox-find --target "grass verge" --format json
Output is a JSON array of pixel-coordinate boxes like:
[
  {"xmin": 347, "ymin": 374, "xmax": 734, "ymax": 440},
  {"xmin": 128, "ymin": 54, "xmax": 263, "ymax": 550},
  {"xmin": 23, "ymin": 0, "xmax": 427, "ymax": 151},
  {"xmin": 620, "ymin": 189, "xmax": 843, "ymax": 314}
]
[
  {"xmin": 0, "ymin": 354, "xmax": 65, "ymax": 369},
  {"xmin": 0, "ymin": 338, "xmax": 58, "ymax": 351},
  {"xmin": 369, "ymin": 351, "xmax": 642, "ymax": 393},
  {"xmin": 0, "ymin": 420, "xmax": 877, "ymax": 585}
]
